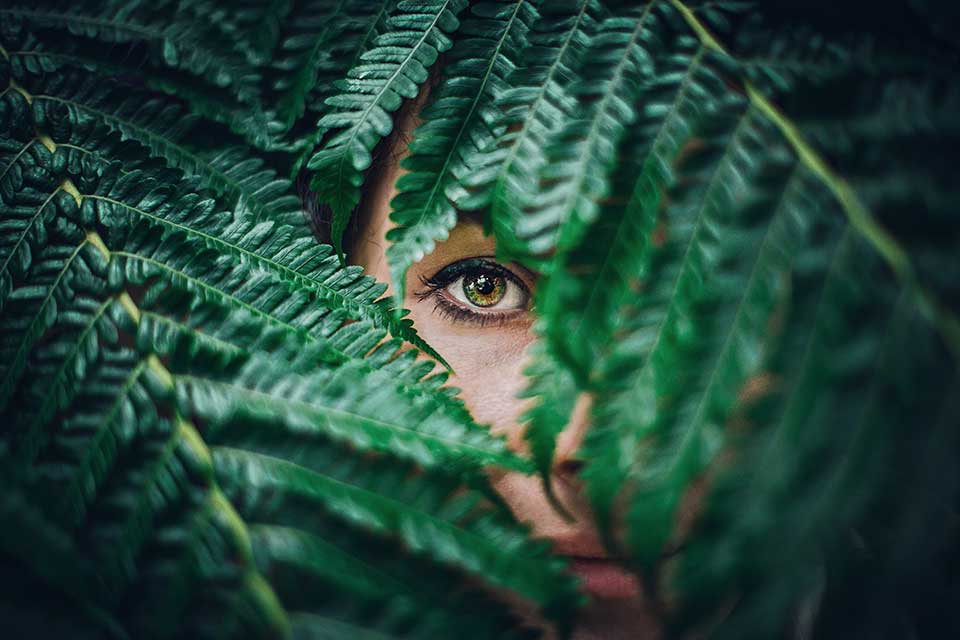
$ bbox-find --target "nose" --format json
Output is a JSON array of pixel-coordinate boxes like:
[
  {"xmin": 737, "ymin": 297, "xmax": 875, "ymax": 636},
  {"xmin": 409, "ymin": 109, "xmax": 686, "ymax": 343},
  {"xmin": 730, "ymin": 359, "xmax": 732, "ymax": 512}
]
[{"xmin": 552, "ymin": 392, "xmax": 591, "ymax": 480}]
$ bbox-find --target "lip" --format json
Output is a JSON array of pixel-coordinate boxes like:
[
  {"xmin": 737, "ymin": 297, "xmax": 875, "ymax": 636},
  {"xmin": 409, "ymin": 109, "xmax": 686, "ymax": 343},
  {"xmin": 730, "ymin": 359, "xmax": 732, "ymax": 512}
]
[
  {"xmin": 564, "ymin": 556, "xmax": 641, "ymax": 600},
  {"xmin": 550, "ymin": 536, "xmax": 641, "ymax": 600}
]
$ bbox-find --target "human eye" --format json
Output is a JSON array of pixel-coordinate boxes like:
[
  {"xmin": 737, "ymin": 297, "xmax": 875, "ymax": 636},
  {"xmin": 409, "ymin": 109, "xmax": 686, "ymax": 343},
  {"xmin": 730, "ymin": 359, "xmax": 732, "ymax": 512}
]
[{"xmin": 414, "ymin": 257, "xmax": 532, "ymax": 326}]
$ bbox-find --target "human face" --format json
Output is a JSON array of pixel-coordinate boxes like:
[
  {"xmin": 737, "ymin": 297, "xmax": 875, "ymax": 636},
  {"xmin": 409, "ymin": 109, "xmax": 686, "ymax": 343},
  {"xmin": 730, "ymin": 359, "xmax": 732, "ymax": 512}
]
[{"xmin": 349, "ymin": 106, "xmax": 661, "ymax": 640}]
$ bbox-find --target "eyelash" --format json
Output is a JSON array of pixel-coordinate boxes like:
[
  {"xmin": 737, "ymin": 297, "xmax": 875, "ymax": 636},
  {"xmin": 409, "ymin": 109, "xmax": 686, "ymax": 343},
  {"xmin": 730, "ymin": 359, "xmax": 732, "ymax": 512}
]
[{"xmin": 414, "ymin": 258, "xmax": 531, "ymax": 327}]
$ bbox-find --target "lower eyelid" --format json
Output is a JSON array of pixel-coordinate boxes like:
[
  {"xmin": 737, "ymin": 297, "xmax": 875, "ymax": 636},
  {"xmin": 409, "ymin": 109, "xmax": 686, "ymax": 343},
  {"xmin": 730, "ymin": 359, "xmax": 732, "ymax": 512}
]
[{"xmin": 430, "ymin": 295, "xmax": 529, "ymax": 327}]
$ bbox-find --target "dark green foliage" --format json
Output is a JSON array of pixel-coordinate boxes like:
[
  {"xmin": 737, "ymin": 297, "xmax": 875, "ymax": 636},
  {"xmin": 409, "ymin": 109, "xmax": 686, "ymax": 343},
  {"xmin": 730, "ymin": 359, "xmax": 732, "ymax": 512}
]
[
  {"xmin": 460, "ymin": 0, "xmax": 606, "ymax": 260},
  {"xmin": 0, "ymin": 0, "xmax": 260, "ymax": 102},
  {"xmin": 2, "ymin": 1, "xmax": 959, "ymax": 639},
  {"xmin": 271, "ymin": 0, "xmax": 356, "ymax": 130},
  {"xmin": 518, "ymin": 4, "xmax": 670, "ymax": 511},
  {"xmin": 307, "ymin": 0, "xmax": 468, "ymax": 259},
  {"xmin": 385, "ymin": 0, "xmax": 541, "ymax": 301},
  {"xmin": 521, "ymin": 2, "xmax": 959, "ymax": 637},
  {"xmin": 0, "ymin": 3, "xmax": 579, "ymax": 637}
]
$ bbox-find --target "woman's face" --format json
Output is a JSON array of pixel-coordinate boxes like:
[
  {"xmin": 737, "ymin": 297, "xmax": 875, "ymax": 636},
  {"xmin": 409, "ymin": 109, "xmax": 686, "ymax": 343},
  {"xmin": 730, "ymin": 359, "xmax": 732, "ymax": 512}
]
[{"xmin": 349, "ymin": 102, "xmax": 660, "ymax": 640}]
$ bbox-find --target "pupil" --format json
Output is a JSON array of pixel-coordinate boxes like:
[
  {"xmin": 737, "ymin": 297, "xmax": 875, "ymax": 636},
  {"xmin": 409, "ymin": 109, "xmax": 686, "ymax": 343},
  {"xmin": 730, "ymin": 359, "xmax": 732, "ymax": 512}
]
[
  {"xmin": 473, "ymin": 275, "xmax": 494, "ymax": 295},
  {"xmin": 462, "ymin": 271, "xmax": 504, "ymax": 307}
]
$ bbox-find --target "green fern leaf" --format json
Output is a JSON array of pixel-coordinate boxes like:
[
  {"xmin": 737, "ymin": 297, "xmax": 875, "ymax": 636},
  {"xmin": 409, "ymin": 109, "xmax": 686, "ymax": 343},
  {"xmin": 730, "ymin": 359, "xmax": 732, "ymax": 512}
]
[
  {"xmin": 675, "ymin": 231, "xmax": 959, "ymax": 637},
  {"xmin": 288, "ymin": 0, "xmax": 395, "ymax": 170},
  {"xmin": 0, "ymin": 220, "xmax": 92, "ymax": 409},
  {"xmin": 386, "ymin": 0, "xmax": 541, "ymax": 302},
  {"xmin": 497, "ymin": 5, "xmax": 656, "ymax": 263},
  {"xmin": 272, "ymin": 0, "xmax": 354, "ymax": 129},
  {"xmin": 249, "ymin": 525, "xmax": 534, "ymax": 639},
  {"xmin": 177, "ymin": 354, "xmax": 528, "ymax": 473},
  {"xmin": 0, "ymin": 127, "xmax": 62, "ymax": 312},
  {"xmin": 517, "ymin": 335, "xmax": 578, "ymax": 518},
  {"xmin": 180, "ymin": 0, "xmax": 295, "ymax": 66},
  {"xmin": 1, "ymin": 1, "xmax": 261, "ymax": 105},
  {"xmin": 308, "ymin": 0, "xmax": 467, "ymax": 260},
  {"xmin": 21, "ymin": 72, "xmax": 294, "ymax": 218},
  {"xmin": 518, "ymin": 5, "xmax": 674, "ymax": 505},
  {"xmin": 465, "ymin": 0, "xmax": 605, "ymax": 256},
  {"xmin": 214, "ymin": 447, "xmax": 577, "ymax": 614}
]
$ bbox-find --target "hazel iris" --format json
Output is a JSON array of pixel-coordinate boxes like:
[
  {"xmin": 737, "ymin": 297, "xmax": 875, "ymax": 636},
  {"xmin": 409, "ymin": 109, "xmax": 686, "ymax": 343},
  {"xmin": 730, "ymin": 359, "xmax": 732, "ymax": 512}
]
[{"xmin": 462, "ymin": 272, "xmax": 506, "ymax": 307}]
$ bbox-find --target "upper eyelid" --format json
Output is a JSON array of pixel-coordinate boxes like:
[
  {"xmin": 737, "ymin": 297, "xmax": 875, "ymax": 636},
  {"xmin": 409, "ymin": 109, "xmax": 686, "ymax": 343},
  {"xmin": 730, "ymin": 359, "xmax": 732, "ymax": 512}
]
[{"xmin": 425, "ymin": 257, "xmax": 531, "ymax": 292}]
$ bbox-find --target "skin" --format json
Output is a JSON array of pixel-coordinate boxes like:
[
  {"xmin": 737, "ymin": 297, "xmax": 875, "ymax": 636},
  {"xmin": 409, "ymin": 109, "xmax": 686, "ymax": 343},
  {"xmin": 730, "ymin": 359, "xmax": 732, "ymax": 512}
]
[{"xmin": 348, "ymin": 92, "xmax": 663, "ymax": 639}]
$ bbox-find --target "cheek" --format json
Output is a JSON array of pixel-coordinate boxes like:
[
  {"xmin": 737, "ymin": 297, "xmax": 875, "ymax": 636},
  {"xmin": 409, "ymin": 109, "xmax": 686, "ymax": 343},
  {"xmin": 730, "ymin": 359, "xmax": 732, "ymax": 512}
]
[{"xmin": 411, "ymin": 313, "xmax": 534, "ymax": 449}]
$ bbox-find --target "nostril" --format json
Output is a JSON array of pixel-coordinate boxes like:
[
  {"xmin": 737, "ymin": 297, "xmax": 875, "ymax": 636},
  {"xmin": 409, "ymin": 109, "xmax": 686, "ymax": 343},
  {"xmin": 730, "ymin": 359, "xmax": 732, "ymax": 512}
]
[{"xmin": 555, "ymin": 456, "xmax": 585, "ymax": 478}]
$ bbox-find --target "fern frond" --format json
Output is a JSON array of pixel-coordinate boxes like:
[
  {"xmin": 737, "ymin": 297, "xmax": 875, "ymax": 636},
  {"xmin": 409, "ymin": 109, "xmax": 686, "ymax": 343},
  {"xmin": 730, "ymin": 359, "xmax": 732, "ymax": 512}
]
[
  {"xmin": 0, "ymin": 467, "xmax": 108, "ymax": 620},
  {"xmin": 386, "ymin": 0, "xmax": 541, "ymax": 302},
  {"xmin": 491, "ymin": 3, "xmax": 671, "ymax": 493},
  {"xmin": 249, "ymin": 525, "xmax": 533, "ymax": 639},
  {"xmin": 1, "ymin": 0, "xmax": 261, "ymax": 105},
  {"xmin": 288, "ymin": 0, "xmax": 395, "ymax": 167},
  {"xmin": 271, "ymin": 0, "xmax": 354, "ymax": 129},
  {"xmin": 516, "ymin": 336, "xmax": 578, "ymax": 518},
  {"xmin": 0, "ymin": 127, "xmax": 62, "ymax": 312},
  {"xmin": 73, "ymin": 159, "xmax": 446, "ymax": 365},
  {"xmin": 180, "ymin": 0, "xmax": 295, "ymax": 66},
  {"xmin": 521, "ymin": 30, "xmax": 716, "ymax": 514},
  {"xmin": 4, "ymin": 282, "xmax": 287, "ymax": 634},
  {"xmin": 2, "ymin": 25, "xmax": 273, "ymax": 147},
  {"xmin": 213, "ymin": 447, "xmax": 578, "ymax": 617},
  {"xmin": 4, "ymin": 288, "xmax": 131, "ymax": 477},
  {"xmin": 177, "ymin": 356, "xmax": 527, "ymax": 474},
  {"xmin": 674, "ymin": 232, "xmax": 959, "ymax": 638},
  {"xmin": 586, "ymin": 100, "xmax": 811, "ymax": 563},
  {"xmin": 304, "ymin": 0, "xmax": 395, "ymax": 114},
  {"xmin": 463, "ymin": 0, "xmax": 604, "ymax": 254},
  {"xmin": 19, "ymin": 71, "xmax": 298, "ymax": 218},
  {"xmin": 0, "ymin": 221, "xmax": 91, "ymax": 409},
  {"xmin": 540, "ymin": 40, "xmax": 707, "ymax": 377},
  {"xmin": 496, "ymin": 4, "xmax": 657, "ymax": 263},
  {"xmin": 307, "ymin": 0, "xmax": 467, "ymax": 259},
  {"xmin": 671, "ymin": 0, "xmax": 960, "ymax": 357}
]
